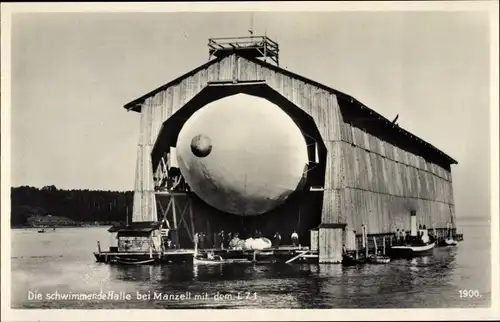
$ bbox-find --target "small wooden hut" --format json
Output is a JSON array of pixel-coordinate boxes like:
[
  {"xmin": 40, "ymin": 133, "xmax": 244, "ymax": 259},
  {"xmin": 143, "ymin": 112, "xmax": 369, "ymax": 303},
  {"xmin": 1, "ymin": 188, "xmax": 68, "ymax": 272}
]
[{"xmin": 108, "ymin": 222, "xmax": 163, "ymax": 252}]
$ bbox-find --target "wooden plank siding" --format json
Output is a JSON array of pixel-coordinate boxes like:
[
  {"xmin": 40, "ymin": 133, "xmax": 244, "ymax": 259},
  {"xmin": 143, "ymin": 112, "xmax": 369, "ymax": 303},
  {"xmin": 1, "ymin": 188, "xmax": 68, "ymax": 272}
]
[
  {"xmin": 342, "ymin": 126, "xmax": 455, "ymax": 233},
  {"xmin": 318, "ymin": 227, "xmax": 343, "ymax": 263},
  {"xmin": 130, "ymin": 53, "xmax": 456, "ymax": 237},
  {"xmin": 310, "ymin": 230, "xmax": 319, "ymax": 251}
]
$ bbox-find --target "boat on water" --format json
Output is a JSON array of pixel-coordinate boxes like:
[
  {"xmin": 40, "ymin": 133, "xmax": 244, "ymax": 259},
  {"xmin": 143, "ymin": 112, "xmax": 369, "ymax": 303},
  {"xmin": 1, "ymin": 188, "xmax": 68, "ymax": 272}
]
[
  {"xmin": 389, "ymin": 242, "xmax": 435, "ymax": 258},
  {"xmin": 389, "ymin": 228, "xmax": 436, "ymax": 258},
  {"xmin": 342, "ymin": 253, "xmax": 365, "ymax": 266},
  {"xmin": 368, "ymin": 255, "xmax": 391, "ymax": 264},
  {"xmin": 193, "ymin": 256, "xmax": 252, "ymax": 265},
  {"xmin": 115, "ymin": 257, "xmax": 156, "ymax": 265},
  {"xmin": 193, "ymin": 253, "xmax": 225, "ymax": 265},
  {"xmin": 438, "ymin": 226, "xmax": 459, "ymax": 247},
  {"xmin": 439, "ymin": 238, "xmax": 459, "ymax": 247},
  {"xmin": 37, "ymin": 227, "xmax": 56, "ymax": 233}
]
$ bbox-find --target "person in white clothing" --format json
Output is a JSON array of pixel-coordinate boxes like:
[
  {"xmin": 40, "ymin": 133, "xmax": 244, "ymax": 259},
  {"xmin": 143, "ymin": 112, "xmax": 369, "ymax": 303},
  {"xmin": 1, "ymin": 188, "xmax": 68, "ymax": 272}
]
[{"xmin": 291, "ymin": 231, "xmax": 299, "ymax": 247}]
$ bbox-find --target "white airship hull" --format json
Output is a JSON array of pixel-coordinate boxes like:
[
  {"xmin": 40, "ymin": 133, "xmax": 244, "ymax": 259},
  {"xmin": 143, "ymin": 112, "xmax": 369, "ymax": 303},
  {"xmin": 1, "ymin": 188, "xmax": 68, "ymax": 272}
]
[{"xmin": 176, "ymin": 93, "xmax": 309, "ymax": 216}]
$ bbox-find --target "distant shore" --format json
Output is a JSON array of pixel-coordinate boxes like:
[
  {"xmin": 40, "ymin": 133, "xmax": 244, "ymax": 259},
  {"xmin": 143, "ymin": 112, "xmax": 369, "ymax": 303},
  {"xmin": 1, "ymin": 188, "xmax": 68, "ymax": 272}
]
[
  {"xmin": 11, "ymin": 223, "xmax": 115, "ymax": 229},
  {"xmin": 11, "ymin": 186, "xmax": 133, "ymax": 228}
]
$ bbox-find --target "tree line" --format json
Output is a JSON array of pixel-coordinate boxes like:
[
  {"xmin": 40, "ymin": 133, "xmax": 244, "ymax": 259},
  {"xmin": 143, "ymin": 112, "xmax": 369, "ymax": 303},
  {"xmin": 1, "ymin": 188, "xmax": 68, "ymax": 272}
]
[{"xmin": 11, "ymin": 185, "xmax": 133, "ymax": 227}]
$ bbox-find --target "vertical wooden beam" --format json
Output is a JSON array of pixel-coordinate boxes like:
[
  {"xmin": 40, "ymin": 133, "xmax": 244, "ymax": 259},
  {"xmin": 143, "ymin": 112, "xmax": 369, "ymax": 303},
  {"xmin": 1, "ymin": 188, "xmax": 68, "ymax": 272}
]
[
  {"xmin": 172, "ymin": 197, "xmax": 177, "ymax": 229},
  {"xmin": 172, "ymin": 197, "xmax": 179, "ymax": 248},
  {"xmin": 189, "ymin": 200, "xmax": 195, "ymax": 240},
  {"xmin": 310, "ymin": 230, "xmax": 318, "ymax": 251},
  {"xmin": 232, "ymin": 55, "xmax": 238, "ymax": 83},
  {"xmin": 132, "ymin": 100, "xmax": 158, "ymax": 222}
]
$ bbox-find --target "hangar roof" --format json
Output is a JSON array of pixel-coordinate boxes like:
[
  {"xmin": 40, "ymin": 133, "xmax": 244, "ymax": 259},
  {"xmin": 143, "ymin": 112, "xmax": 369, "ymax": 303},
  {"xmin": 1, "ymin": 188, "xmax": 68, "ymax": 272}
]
[{"xmin": 123, "ymin": 53, "xmax": 457, "ymax": 166}]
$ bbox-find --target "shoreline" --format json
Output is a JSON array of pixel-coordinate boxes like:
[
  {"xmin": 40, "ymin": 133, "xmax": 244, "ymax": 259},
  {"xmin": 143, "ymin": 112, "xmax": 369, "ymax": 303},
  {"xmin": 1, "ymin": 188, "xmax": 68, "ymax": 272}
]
[{"xmin": 10, "ymin": 225, "xmax": 112, "ymax": 229}]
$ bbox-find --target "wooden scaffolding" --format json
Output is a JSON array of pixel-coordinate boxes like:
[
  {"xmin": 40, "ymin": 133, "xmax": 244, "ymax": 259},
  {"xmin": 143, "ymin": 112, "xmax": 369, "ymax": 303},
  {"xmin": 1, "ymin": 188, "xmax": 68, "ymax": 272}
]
[{"xmin": 155, "ymin": 191, "xmax": 196, "ymax": 249}]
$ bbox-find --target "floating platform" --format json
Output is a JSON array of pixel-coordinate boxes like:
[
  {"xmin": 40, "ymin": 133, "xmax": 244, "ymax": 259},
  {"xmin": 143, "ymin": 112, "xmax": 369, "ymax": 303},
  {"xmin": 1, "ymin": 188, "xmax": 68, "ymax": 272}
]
[
  {"xmin": 94, "ymin": 246, "xmax": 318, "ymax": 265},
  {"xmin": 94, "ymin": 249, "xmax": 195, "ymax": 265}
]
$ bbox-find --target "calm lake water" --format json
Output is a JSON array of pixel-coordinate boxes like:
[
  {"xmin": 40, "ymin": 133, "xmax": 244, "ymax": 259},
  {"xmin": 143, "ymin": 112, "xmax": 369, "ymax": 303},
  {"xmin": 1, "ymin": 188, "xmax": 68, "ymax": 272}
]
[{"xmin": 11, "ymin": 218, "xmax": 491, "ymax": 309}]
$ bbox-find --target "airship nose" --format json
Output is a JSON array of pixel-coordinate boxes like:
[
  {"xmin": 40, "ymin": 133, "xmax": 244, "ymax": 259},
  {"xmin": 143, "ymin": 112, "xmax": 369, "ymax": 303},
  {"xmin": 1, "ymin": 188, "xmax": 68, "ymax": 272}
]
[{"xmin": 191, "ymin": 134, "xmax": 212, "ymax": 157}]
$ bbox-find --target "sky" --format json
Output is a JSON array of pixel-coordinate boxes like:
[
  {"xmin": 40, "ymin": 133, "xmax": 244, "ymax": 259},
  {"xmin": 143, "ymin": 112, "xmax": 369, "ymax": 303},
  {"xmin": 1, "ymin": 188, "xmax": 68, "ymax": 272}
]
[{"xmin": 10, "ymin": 10, "xmax": 492, "ymax": 219}]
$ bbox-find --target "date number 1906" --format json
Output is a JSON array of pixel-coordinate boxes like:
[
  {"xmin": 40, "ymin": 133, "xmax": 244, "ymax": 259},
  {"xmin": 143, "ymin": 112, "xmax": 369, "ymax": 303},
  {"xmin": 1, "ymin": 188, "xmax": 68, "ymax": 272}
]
[{"xmin": 459, "ymin": 290, "xmax": 481, "ymax": 298}]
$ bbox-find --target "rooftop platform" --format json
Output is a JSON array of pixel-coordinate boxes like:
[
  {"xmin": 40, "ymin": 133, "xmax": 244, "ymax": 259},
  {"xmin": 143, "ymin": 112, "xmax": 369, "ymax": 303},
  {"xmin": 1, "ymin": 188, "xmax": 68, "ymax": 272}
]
[{"xmin": 208, "ymin": 36, "xmax": 279, "ymax": 66}]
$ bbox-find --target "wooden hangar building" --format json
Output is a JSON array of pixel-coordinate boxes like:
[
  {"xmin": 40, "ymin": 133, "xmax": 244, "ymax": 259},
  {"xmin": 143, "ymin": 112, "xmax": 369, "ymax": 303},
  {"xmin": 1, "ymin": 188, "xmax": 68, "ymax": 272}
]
[{"xmin": 122, "ymin": 36, "xmax": 458, "ymax": 263}]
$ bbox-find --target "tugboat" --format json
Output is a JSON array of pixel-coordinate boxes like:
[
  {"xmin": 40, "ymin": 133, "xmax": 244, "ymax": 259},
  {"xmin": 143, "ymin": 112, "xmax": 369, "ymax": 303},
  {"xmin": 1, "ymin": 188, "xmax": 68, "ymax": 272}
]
[{"xmin": 389, "ymin": 229, "xmax": 435, "ymax": 258}]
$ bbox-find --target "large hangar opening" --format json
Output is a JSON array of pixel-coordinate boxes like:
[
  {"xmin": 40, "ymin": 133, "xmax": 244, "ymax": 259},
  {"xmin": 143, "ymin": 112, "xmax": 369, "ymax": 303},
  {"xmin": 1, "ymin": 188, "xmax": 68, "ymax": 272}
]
[
  {"xmin": 152, "ymin": 83, "xmax": 327, "ymax": 247},
  {"xmin": 176, "ymin": 93, "xmax": 309, "ymax": 216}
]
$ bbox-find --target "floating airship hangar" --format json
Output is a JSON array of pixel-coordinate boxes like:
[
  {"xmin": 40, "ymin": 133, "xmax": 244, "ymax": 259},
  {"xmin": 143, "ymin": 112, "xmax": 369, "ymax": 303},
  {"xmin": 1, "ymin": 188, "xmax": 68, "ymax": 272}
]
[{"xmin": 123, "ymin": 36, "xmax": 458, "ymax": 263}]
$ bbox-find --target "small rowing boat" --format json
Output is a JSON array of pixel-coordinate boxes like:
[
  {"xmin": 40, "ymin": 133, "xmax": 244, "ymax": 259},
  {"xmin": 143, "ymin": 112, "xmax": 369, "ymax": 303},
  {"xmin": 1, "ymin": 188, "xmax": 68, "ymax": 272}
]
[
  {"xmin": 438, "ymin": 225, "xmax": 459, "ymax": 247},
  {"xmin": 442, "ymin": 238, "xmax": 459, "ymax": 247},
  {"xmin": 193, "ymin": 254, "xmax": 225, "ymax": 265},
  {"xmin": 115, "ymin": 257, "xmax": 155, "ymax": 265},
  {"xmin": 342, "ymin": 253, "xmax": 365, "ymax": 266},
  {"xmin": 368, "ymin": 255, "xmax": 391, "ymax": 264}
]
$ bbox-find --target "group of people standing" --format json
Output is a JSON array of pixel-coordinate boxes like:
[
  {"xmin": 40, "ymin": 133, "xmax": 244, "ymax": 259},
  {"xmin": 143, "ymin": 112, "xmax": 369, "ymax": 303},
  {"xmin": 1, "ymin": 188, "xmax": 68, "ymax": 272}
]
[
  {"xmin": 394, "ymin": 228, "xmax": 409, "ymax": 245},
  {"xmin": 193, "ymin": 230, "xmax": 301, "ymax": 250},
  {"xmin": 393, "ymin": 224, "xmax": 431, "ymax": 245},
  {"xmin": 193, "ymin": 231, "xmax": 235, "ymax": 250},
  {"xmin": 273, "ymin": 231, "xmax": 300, "ymax": 247}
]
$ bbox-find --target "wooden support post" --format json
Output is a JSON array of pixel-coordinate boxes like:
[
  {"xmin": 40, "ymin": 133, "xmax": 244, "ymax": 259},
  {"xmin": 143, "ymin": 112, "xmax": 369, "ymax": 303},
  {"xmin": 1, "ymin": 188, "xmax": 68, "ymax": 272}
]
[
  {"xmin": 363, "ymin": 225, "xmax": 368, "ymax": 259},
  {"xmin": 172, "ymin": 197, "xmax": 177, "ymax": 229},
  {"xmin": 382, "ymin": 236, "xmax": 386, "ymax": 255},
  {"xmin": 318, "ymin": 224, "xmax": 345, "ymax": 264},
  {"xmin": 310, "ymin": 230, "xmax": 319, "ymax": 251},
  {"xmin": 373, "ymin": 236, "xmax": 378, "ymax": 255},
  {"xmin": 189, "ymin": 200, "xmax": 195, "ymax": 243},
  {"xmin": 97, "ymin": 241, "xmax": 101, "ymax": 254},
  {"xmin": 362, "ymin": 225, "xmax": 366, "ymax": 248},
  {"xmin": 172, "ymin": 197, "xmax": 179, "ymax": 248},
  {"xmin": 232, "ymin": 55, "xmax": 239, "ymax": 83}
]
